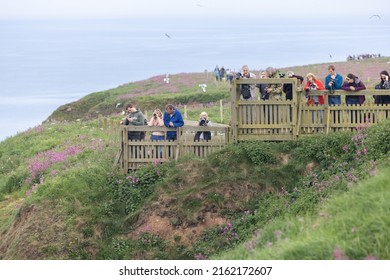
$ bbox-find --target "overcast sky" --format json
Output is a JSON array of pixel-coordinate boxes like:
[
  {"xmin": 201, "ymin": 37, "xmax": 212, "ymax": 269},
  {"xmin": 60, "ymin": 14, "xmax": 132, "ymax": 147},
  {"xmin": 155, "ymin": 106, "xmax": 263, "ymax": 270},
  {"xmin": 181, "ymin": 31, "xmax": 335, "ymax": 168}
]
[{"xmin": 0, "ymin": 0, "xmax": 387, "ymax": 20}]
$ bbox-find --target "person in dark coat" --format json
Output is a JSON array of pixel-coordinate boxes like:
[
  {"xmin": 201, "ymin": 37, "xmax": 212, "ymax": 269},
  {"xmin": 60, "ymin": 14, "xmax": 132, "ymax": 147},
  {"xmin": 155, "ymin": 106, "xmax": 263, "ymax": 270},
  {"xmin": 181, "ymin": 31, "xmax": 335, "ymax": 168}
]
[
  {"xmin": 194, "ymin": 112, "xmax": 212, "ymax": 141},
  {"xmin": 374, "ymin": 70, "xmax": 390, "ymax": 104},
  {"xmin": 341, "ymin": 73, "xmax": 366, "ymax": 105},
  {"xmin": 283, "ymin": 71, "xmax": 304, "ymax": 101}
]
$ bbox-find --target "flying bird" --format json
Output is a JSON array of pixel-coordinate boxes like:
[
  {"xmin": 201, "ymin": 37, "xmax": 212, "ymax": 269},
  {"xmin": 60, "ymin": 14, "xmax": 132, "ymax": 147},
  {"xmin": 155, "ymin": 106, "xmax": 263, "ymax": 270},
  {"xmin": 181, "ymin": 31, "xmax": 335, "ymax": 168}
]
[
  {"xmin": 165, "ymin": 33, "xmax": 171, "ymax": 39},
  {"xmin": 370, "ymin": 14, "xmax": 381, "ymax": 19},
  {"xmin": 329, "ymin": 54, "xmax": 333, "ymax": 59},
  {"xmin": 115, "ymin": 103, "xmax": 121, "ymax": 108}
]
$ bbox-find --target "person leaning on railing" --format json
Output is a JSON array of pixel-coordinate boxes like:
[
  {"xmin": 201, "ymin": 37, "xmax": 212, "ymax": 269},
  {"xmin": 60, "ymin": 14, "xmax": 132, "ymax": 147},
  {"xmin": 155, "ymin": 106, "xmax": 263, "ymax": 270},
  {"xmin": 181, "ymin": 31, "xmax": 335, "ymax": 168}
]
[
  {"xmin": 325, "ymin": 64, "xmax": 343, "ymax": 105},
  {"xmin": 374, "ymin": 70, "xmax": 390, "ymax": 105},
  {"xmin": 148, "ymin": 108, "xmax": 165, "ymax": 141},
  {"xmin": 263, "ymin": 67, "xmax": 283, "ymax": 101},
  {"xmin": 163, "ymin": 104, "xmax": 184, "ymax": 141},
  {"xmin": 194, "ymin": 112, "xmax": 212, "ymax": 141},
  {"xmin": 283, "ymin": 71, "xmax": 304, "ymax": 101},
  {"xmin": 304, "ymin": 73, "xmax": 325, "ymax": 105},
  {"xmin": 120, "ymin": 103, "xmax": 146, "ymax": 141},
  {"xmin": 341, "ymin": 73, "xmax": 366, "ymax": 105}
]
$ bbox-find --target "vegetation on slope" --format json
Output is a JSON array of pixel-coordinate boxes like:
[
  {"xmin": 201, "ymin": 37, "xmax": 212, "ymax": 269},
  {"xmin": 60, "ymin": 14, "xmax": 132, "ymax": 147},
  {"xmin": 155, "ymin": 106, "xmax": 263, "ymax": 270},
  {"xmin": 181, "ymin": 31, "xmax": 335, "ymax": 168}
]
[
  {"xmin": 1, "ymin": 116, "xmax": 389, "ymax": 259},
  {"xmin": 47, "ymin": 57, "xmax": 390, "ymax": 123},
  {"xmin": 1, "ymin": 58, "xmax": 390, "ymax": 259}
]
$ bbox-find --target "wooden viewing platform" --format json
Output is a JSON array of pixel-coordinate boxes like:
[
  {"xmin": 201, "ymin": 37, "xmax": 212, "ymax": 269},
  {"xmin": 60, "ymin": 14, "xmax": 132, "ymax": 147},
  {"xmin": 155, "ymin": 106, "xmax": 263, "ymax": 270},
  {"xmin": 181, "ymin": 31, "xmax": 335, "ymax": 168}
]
[{"xmin": 118, "ymin": 78, "xmax": 390, "ymax": 172}]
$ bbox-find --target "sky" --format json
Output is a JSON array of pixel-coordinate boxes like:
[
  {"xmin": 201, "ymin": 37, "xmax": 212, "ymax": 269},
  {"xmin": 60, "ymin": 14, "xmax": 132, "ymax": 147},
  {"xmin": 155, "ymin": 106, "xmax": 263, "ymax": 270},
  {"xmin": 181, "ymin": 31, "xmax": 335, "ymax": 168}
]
[{"xmin": 0, "ymin": 0, "xmax": 387, "ymax": 21}]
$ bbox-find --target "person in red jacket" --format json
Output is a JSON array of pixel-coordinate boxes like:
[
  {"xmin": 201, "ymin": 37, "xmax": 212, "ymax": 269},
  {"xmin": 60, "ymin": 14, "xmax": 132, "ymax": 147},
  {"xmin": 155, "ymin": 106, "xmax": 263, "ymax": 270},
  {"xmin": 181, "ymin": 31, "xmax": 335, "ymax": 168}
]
[{"xmin": 304, "ymin": 73, "xmax": 325, "ymax": 105}]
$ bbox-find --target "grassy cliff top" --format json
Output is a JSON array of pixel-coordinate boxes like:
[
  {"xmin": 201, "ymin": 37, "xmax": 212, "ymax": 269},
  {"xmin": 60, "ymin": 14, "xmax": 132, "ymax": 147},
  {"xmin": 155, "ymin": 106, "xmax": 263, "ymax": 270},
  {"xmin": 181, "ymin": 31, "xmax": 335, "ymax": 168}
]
[
  {"xmin": 1, "ymin": 58, "xmax": 390, "ymax": 260},
  {"xmin": 47, "ymin": 57, "xmax": 390, "ymax": 122}
]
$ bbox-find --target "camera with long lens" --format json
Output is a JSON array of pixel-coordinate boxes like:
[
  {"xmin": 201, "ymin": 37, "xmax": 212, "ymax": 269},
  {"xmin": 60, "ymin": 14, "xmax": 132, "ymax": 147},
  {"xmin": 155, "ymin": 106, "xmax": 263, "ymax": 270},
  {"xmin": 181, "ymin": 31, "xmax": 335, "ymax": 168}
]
[
  {"xmin": 329, "ymin": 78, "xmax": 335, "ymax": 94},
  {"xmin": 153, "ymin": 113, "xmax": 157, "ymax": 118},
  {"xmin": 236, "ymin": 72, "xmax": 242, "ymax": 79},
  {"xmin": 199, "ymin": 117, "xmax": 207, "ymax": 126}
]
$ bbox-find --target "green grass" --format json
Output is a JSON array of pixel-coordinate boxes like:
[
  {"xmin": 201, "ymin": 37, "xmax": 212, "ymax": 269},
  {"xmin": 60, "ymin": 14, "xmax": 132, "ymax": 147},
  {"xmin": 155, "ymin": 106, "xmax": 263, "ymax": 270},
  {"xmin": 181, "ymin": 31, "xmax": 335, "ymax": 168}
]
[
  {"xmin": 1, "ymin": 59, "xmax": 390, "ymax": 259},
  {"xmin": 215, "ymin": 167, "xmax": 390, "ymax": 260}
]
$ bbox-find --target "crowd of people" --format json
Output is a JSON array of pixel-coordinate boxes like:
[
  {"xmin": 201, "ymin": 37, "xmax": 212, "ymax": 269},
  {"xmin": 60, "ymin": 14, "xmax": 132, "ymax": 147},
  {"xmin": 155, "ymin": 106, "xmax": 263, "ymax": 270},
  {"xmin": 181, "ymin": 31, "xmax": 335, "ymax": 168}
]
[
  {"xmin": 347, "ymin": 53, "xmax": 383, "ymax": 61},
  {"xmin": 120, "ymin": 103, "xmax": 212, "ymax": 157},
  {"xmin": 236, "ymin": 64, "xmax": 390, "ymax": 106},
  {"xmin": 120, "ymin": 64, "xmax": 390, "ymax": 149},
  {"xmin": 214, "ymin": 65, "xmax": 234, "ymax": 83}
]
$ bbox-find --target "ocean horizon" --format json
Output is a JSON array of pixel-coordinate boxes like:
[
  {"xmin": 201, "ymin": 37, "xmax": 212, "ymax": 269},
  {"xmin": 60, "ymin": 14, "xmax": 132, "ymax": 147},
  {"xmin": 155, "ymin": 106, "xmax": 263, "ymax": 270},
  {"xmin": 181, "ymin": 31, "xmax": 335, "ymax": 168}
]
[{"xmin": 1, "ymin": 18, "xmax": 389, "ymax": 141}]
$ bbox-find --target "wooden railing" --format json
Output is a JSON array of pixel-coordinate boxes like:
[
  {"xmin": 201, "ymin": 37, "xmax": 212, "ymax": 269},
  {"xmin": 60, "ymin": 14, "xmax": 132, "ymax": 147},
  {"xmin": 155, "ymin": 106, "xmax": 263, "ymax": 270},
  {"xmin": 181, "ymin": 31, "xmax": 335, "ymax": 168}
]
[
  {"xmin": 116, "ymin": 78, "xmax": 390, "ymax": 172},
  {"xmin": 119, "ymin": 125, "xmax": 230, "ymax": 172},
  {"xmin": 231, "ymin": 78, "xmax": 390, "ymax": 142}
]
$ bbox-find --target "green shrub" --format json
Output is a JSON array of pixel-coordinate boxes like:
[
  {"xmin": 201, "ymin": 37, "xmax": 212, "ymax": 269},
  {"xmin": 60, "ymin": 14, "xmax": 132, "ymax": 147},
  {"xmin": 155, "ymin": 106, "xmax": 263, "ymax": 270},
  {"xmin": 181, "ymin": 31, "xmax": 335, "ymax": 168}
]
[{"xmin": 365, "ymin": 119, "xmax": 390, "ymax": 159}]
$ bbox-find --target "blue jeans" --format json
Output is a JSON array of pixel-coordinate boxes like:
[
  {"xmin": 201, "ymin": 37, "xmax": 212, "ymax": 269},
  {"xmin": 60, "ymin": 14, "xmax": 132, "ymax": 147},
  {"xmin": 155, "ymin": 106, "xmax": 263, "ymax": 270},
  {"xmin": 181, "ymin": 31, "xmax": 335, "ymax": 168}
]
[
  {"xmin": 329, "ymin": 95, "xmax": 341, "ymax": 105},
  {"xmin": 151, "ymin": 135, "xmax": 164, "ymax": 158},
  {"xmin": 346, "ymin": 97, "xmax": 360, "ymax": 105}
]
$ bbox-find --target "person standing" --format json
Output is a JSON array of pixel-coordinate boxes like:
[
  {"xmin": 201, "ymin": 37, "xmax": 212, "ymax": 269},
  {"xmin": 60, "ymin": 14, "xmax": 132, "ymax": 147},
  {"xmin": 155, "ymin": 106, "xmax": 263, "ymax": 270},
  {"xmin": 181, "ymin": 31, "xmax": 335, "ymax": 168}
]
[
  {"xmin": 163, "ymin": 104, "xmax": 184, "ymax": 141},
  {"xmin": 374, "ymin": 70, "xmax": 390, "ymax": 104},
  {"xmin": 214, "ymin": 66, "xmax": 220, "ymax": 81},
  {"xmin": 325, "ymin": 65, "xmax": 343, "ymax": 105},
  {"xmin": 263, "ymin": 67, "xmax": 283, "ymax": 101},
  {"xmin": 239, "ymin": 65, "xmax": 257, "ymax": 100},
  {"xmin": 283, "ymin": 71, "xmax": 304, "ymax": 101},
  {"xmin": 193, "ymin": 112, "xmax": 212, "ymax": 157},
  {"xmin": 120, "ymin": 104, "xmax": 145, "ymax": 141},
  {"xmin": 304, "ymin": 73, "xmax": 325, "ymax": 105},
  {"xmin": 194, "ymin": 112, "xmax": 212, "ymax": 141},
  {"xmin": 148, "ymin": 108, "xmax": 165, "ymax": 158},
  {"xmin": 341, "ymin": 73, "xmax": 366, "ymax": 105},
  {"xmin": 304, "ymin": 73, "xmax": 325, "ymax": 124}
]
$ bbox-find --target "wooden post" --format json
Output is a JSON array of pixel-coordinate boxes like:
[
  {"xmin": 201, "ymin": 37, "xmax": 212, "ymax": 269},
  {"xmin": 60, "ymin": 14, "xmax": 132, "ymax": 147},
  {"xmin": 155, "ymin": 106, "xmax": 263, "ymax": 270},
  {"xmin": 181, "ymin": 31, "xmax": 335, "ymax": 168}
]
[
  {"xmin": 122, "ymin": 126, "xmax": 128, "ymax": 174},
  {"xmin": 220, "ymin": 99, "xmax": 223, "ymax": 123},
  {"xmin": 184, "ymin": 105, "xmax": 187, "ymax": 120},
  {"xmin": 292, "ymin": 79, "xmax": 297, "ymax": 140},
  {"xmin": 231, "ymin": 80, "xmax": 239, "ymax": 143}
]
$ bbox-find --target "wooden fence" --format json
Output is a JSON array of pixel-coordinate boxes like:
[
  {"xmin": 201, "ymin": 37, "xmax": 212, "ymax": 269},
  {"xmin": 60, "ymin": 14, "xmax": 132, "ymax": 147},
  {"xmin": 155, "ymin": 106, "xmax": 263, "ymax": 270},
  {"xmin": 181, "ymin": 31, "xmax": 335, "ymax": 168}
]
[
  {"xmin": 119, "ymin": 125, "xmax": 230, "ymax": 172},
  {"xmin": 231, "ymin": 78, "xmax": 390, "ymax": 142},
  {"xmin": 116, "ymin": 78, "xmax": 390, "ymax": 172}
]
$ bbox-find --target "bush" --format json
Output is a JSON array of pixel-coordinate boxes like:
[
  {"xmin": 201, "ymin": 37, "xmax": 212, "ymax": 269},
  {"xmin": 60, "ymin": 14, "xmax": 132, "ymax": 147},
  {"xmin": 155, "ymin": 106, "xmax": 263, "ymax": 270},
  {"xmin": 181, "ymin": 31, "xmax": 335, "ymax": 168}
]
[{"xmin": 365, "ymin": 119, "xmax": 390, "ymax": 160}]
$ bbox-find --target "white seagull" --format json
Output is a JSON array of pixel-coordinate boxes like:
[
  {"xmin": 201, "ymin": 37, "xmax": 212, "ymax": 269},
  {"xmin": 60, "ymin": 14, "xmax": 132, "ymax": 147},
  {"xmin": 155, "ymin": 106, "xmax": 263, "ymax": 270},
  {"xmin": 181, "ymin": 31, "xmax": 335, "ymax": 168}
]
[
  {"xmin": 199, "ymin": 84, "xmax": 207, "ymax": 92},
  {"xmin": 164, "ymin": 73, "xmax": 170, "ymax": 84}
]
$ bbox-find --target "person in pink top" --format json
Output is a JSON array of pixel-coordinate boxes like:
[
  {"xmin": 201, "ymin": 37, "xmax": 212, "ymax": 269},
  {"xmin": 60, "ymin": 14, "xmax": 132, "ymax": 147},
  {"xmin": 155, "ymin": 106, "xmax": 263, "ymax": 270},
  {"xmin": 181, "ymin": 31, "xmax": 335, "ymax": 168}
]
[
  {"xmin": 148, "ymin": 108, "xmax": 165, "ymax": 141},
  {"xmin": 148, "ymin": 108, "xmax": 165, "ymax": 158}
]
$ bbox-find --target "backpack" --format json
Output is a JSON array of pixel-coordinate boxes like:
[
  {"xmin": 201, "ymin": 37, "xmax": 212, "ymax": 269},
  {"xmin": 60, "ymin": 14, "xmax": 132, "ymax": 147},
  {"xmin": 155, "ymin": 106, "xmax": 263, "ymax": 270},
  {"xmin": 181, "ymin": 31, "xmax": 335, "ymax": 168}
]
[{"xmin": 241, "ymin": 84, "xmax": 251, "ymax": 99}]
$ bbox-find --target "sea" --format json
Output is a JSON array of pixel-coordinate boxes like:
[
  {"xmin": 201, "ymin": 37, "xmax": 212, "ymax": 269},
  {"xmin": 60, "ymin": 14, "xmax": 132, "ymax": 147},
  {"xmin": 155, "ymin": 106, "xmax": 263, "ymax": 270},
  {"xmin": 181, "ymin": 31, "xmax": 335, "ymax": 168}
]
[{"xmin": 1, "ymin": 18, "xmax": 389, "ymax": 141}]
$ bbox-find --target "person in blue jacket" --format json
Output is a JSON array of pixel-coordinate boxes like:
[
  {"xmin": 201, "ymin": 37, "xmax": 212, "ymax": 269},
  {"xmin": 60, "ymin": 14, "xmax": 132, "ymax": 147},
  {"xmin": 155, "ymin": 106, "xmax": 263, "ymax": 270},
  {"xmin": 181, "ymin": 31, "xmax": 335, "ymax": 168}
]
[
  {"xmin": 163, "ymin": 104, "xmax": 184, "ymax": 141},
  {"xmin": 325, "ymin": 64, "xmax": 343, "ymax": 105}
]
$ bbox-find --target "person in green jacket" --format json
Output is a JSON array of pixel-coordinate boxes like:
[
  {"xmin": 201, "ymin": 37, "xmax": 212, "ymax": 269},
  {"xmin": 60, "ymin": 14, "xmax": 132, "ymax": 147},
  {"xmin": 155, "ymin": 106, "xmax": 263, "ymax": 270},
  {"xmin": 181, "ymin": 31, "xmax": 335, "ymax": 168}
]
[{"xmin": 120, "ymin": 104, "xmax": 145, "ymax": 141}]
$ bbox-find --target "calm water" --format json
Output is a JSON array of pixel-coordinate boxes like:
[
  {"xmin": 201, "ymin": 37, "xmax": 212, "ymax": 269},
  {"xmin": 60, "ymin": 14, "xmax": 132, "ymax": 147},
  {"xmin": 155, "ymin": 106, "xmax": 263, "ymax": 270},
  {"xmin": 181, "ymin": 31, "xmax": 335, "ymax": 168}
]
[{"xmin": 1, "ymin": 19, "xmax": 389, "ymax": 141}]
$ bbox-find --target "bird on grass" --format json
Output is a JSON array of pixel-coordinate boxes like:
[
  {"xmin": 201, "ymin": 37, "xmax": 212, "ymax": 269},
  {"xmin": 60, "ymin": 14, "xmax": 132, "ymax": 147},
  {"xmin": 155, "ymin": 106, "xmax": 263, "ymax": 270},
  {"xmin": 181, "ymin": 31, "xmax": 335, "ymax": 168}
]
[
  {"xmin": 164, "ymin": 73, "xmax": 170, "ymax": 84},
  {"xmin": 199, "ymin": 84, "xmax": 207, "ymax": 92}
]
